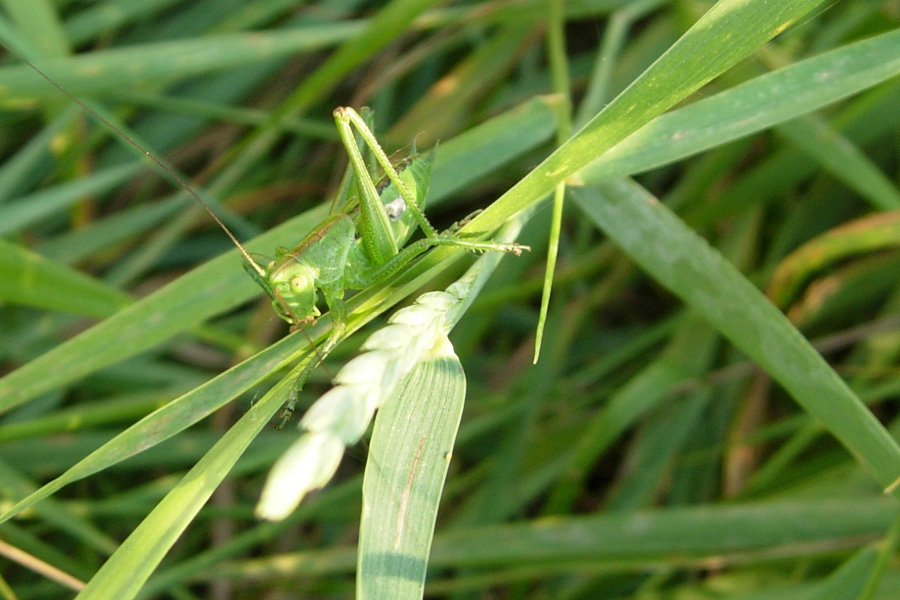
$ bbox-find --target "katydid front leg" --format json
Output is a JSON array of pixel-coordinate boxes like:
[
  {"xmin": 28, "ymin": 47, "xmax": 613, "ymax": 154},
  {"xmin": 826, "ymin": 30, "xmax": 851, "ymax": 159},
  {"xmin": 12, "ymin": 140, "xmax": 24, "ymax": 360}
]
[{"xmin": 278, "ymin": 289, "xmax": 348, "ymax": 427}]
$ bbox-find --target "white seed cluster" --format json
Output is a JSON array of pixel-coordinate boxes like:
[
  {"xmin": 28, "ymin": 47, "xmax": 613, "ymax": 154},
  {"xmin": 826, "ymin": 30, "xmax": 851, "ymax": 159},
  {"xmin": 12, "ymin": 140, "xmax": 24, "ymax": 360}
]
[
  {"xmin": 256, "ymin": 290, "xmax": 462, "ymax": 521},
  {"xmin": 254, "ymin": 211, "xmax": 524, "ymax": 522}
]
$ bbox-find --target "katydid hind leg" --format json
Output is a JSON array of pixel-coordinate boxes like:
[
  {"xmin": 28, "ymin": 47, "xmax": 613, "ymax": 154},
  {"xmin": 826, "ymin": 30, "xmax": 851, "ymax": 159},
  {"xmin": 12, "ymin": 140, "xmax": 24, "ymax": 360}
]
[
  {"xmin": 334, "ymin": 107, "xmax": 401, "ymax": 266},
  {"xmin": 349, "ymin": 234, "xmax": 529, "ymax": 290},
  {"xmin": 335, "ymin": 107, "xmax": 439, "ymax": 241},
  {"xmin": 328, "ymin": 108, "xmax": 378, "ymax": 216}
]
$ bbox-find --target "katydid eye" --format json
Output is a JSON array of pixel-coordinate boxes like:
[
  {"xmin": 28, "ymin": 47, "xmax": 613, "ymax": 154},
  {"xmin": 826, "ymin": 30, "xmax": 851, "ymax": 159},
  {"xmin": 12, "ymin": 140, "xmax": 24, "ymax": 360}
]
[{"xmin": 290, "ymin": 276, "xmax": 307, "ymax": 291}]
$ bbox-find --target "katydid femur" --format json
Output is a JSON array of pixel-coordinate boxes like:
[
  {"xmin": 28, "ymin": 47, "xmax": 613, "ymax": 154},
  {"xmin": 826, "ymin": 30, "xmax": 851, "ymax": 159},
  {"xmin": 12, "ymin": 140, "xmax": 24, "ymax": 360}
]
[{"xmin": 241, "ymin": 107, "xmax": 528, "ymax": 421}]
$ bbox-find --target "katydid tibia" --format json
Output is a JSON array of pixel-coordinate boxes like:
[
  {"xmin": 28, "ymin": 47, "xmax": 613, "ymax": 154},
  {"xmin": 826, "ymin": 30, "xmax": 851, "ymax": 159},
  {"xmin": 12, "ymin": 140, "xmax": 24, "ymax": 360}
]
[{"xmin": 8, "ymin": 44, "xmax": 529, "ymax": 424}]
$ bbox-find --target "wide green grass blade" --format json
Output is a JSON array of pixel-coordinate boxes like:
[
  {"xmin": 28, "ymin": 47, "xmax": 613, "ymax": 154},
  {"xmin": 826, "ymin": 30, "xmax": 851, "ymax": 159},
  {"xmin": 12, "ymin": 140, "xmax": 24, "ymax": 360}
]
[
  {"xmin": 0, "ymin": 23, "xmax": 366, "ymax": 105},
  {"xmin": 427, "ymin": 499, "xmax": 896, "ymax": 568},
  {"xmin": 570, "ymin": 178, "xmax": 900, "ymax": 494},
  {"xmin": 71, "ymin": 360, "xmax": 294, "ymax": 600},
  {"xmin": 205, "ymin": 498, "xmax": 896, "ymax": 581},
  {"xmin": 469, "ymin": 0, "xmax": 831, "ymax": 232},
  {"xmin": 359, "ymin": 344, "xmax": 465, "ymax": 600},
  {"xmin": 4, "ymin": 0, "xmax": 69, "ymax": 58},
  {"xmin": 0, "ymin": 237, "xmax": 130, "ymax": 317},
  {"xmin": 356, "ymin": 217, "xmax": 525, "ymax": 598},
  {"xmin": 578, "ymin": 27, "xmax": 900, "ymax": 185}
]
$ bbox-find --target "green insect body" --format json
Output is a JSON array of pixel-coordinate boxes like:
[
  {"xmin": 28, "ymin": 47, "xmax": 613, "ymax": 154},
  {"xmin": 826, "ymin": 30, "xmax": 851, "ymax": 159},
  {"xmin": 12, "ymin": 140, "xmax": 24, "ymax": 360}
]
[
  {"xmin": 236, "ymin": 107, "xmax": 528, "ymax": 424},
  {"xmin": 244, "ymin": 146, "xmax": 433, "ymax": 330}
]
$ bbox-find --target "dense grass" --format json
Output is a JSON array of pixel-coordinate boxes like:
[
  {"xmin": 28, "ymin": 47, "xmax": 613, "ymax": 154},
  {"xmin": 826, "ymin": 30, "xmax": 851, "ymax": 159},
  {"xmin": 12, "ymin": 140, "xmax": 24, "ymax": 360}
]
[{"xmin": 1, "ymin": 0, "xmax": 900, "ymax": 598}]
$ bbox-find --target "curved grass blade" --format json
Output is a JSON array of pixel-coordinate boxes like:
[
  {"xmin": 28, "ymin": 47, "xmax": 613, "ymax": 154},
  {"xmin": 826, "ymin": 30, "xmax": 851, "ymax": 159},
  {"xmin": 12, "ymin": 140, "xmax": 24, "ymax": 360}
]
[
  {"xmin": 768, "ymin": 211, "xmax": 900, "ymax": 309},
  {"xmin": 570, "ymin": 178, "xmax": 900, "ymax": 495}
]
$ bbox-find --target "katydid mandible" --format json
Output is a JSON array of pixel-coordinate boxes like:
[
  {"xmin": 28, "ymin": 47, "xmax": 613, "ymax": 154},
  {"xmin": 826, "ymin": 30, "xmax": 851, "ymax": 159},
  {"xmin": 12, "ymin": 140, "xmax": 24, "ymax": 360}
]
[{"xmin": 8, "ymin": 44, "xmax": 529, "ymax": 423}]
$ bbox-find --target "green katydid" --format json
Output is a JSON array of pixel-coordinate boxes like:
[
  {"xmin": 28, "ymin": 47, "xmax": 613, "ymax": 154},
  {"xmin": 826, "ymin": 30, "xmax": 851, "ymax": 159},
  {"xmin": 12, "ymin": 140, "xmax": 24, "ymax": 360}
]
[
  {"xmin": 245, "ymin": 107, "xmax": 529, "ymax": 334},
  {"xmin": 8, "ymin": 44, "xmax": 529, "ymax": 423},
  {"xmin": 241, "ymin": 106, "xmax": 529, "ymax": 422}
]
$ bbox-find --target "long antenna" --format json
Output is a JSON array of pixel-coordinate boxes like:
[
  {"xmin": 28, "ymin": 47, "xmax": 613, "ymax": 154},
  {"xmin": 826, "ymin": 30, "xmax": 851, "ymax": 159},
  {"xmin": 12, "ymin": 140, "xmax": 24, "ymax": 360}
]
[
  {"xmin": 1, "ymin": 42, "xmax": 268, "ymax": 279},
  {"xmin": 4, "ymin": 41, "xmax": 335, "ymax": 395}
]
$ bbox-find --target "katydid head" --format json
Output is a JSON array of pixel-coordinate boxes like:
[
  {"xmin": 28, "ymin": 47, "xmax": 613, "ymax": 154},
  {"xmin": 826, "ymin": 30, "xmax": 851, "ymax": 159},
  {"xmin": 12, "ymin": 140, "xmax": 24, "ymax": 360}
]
[{"xmin": 242, "ymin": 253, "xmax": 320, "ymax": 327}]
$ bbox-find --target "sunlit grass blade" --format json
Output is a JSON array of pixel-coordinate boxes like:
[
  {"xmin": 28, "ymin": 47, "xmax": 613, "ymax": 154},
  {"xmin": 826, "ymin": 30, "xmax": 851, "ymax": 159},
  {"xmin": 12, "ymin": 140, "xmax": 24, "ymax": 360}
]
[
  {"xmin": 70, "ymin": 367, "xmax": 295, "ymax": 600},
  {"xmin": 469, "ymin": 0, "xmax": 832, "ymax": 232}
]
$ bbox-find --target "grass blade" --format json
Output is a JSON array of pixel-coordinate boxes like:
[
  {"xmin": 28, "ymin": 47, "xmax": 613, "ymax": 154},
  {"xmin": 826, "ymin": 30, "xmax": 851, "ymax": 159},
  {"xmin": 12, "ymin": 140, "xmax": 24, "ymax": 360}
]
[
  {"xmin": 359, "ymin": 344, "xmax": 465, "ymax": 600},
  {"xmin": 571, "ymin": 178, "xmax": 900, "ymax": 494}
]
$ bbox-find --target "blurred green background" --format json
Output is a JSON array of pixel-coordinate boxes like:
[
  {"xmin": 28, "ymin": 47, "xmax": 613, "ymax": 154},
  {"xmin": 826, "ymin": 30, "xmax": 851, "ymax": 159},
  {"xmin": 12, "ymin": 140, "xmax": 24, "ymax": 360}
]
[{"xmin": 1, "ymin": 0, "xmax": 900, "ymax": 598}]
